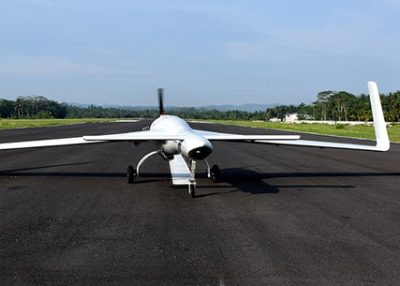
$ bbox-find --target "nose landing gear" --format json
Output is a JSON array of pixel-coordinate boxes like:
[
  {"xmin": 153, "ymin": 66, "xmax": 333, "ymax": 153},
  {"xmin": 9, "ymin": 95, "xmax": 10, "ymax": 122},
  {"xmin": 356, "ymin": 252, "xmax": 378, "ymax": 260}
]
[{"xmin": 189, "ymin": 184, "xmax": 196, "ymax": 198}]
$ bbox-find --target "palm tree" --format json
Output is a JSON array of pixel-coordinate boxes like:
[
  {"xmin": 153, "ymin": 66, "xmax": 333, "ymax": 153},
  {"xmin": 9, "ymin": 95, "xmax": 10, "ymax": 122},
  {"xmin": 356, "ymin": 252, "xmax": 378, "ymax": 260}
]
[{"xmin": 14, "ymin": 98, "xmax": 23, "ymax": 119}]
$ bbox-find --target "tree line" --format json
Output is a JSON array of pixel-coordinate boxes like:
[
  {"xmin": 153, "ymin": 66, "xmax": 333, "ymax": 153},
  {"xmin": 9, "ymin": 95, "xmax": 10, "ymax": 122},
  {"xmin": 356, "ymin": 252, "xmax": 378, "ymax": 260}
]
[
  {"xmin": 262, "ymin": 89, "xmax": 400, "ymax": 122},
  {"xmin": 1, "ymin": 90, "xmax": 399, "ymax": 122},
  {"xmin": 0, "ymin": 96, "xmax": 267, "ymax": 121}
]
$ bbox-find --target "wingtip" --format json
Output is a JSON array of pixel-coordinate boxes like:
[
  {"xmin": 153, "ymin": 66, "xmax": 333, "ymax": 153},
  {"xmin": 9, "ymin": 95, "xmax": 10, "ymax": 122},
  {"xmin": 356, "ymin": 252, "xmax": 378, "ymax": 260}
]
[{"xmin": 368, "ymin": 81, "xmax": 390, "ymax": 151}]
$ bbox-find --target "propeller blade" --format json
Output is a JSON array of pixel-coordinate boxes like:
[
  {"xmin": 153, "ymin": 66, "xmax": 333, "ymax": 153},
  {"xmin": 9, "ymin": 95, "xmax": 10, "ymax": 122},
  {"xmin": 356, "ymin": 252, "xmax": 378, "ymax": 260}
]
[{"xmin": 158, "ymin": 88, "xmax": 165, "ymax": 115}]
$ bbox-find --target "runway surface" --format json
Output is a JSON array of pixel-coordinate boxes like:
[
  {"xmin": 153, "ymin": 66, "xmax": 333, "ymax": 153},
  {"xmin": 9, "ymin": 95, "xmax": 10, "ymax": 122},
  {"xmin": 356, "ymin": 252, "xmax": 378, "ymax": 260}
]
[{"xmin": 1, "ymin": 120, "xmax": 399, "ymax": 285}]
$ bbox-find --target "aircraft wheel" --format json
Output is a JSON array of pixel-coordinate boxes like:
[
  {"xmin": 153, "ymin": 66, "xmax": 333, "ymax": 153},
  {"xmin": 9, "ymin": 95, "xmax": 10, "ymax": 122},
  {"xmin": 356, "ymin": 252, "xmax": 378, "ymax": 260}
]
[
  {"xmin": 210, "ymin": 165, "xmax": 220, "ymax": 183},
  {"xmin": 189, "ymin": 184, "xmax": 196, "ymax": 198},
  {"xmin": 127, "ymin": 165, "xmax": 136, "ymax": 184}
]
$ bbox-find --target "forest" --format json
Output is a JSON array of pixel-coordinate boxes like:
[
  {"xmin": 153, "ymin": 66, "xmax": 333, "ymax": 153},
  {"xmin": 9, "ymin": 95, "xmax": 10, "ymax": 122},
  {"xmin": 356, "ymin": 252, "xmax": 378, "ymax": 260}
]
[{"xmin": 1, "ymin": 89, "xmax": 399, "ymax": 122}]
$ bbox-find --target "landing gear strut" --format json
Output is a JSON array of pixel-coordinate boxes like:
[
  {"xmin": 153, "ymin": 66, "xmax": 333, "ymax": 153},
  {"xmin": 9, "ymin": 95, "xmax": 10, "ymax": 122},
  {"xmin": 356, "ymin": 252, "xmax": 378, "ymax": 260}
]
[
  {"xmin": 204, "ymin": 160, "xmax": 220, "ymax": 183},
  {"xmin": 188, "ymin": 159, "xmax": 197, "ymax": 198},
  {"xmin": 126, "ymin": 151, "xmax": 160, "ymax": 184},
  {"xmin": 189, "ymin": 184, "xmax": 196, "ymax": 198}
]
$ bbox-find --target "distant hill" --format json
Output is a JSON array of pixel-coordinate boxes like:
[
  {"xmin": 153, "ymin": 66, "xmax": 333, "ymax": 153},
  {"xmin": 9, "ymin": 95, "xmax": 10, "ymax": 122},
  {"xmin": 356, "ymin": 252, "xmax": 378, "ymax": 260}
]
[
  {"xmin": 68, "ymin": 103, "xmax": 281, "ymax": 112},
  {"xmin": 198, "ymin": 103, "xmax": 280, "ymax": 112}
]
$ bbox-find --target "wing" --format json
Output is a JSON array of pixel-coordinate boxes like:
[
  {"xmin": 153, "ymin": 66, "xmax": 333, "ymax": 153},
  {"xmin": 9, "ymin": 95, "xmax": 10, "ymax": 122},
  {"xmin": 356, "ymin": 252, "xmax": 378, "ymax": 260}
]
[
  {"xmin": 0, "ymin": 137, "xmax": 103, "ymax": 150},
  {"xmin": 254, "ymin": 138, "xmax": 387, "ymax": 151},
  {"xmin": 83, "ymin": 130, "xmax": 186, "ymax": 141},
  {"xmin": 194, "ymin": 130, "xmax": 300, "ymax": 141},
  {"xmin": 196, "ymin": 82, "xmax": 390, "ymax": 152},
  {"xmin": 0, "ymin": 129, "xmax": 185, "ymax": 151},
  {"xmin": 255, "ymin": 82, "xmax": 389, "ymax": 152}
]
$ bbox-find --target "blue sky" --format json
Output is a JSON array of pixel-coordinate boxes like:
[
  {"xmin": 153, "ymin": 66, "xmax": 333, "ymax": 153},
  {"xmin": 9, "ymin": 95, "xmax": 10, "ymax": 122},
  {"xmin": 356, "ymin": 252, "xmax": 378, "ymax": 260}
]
[{"xmin": 0, "ymin": 0, "xmax": 399, "ymax": 106}]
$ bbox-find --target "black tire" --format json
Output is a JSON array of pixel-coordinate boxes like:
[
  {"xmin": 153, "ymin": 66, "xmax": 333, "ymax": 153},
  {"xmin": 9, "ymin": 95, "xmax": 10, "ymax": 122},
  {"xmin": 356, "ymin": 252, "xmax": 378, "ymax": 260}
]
[
  {"xmin": 127, "ymin": 165, "xmax": 135, "ymax": 184},
  {"xmin": 189, "ymin": 184, "xmax": 196, "ymax": 198},
  {"xmin": 210, "ymin": 165, "xmax": 220, "ymax": 183}
]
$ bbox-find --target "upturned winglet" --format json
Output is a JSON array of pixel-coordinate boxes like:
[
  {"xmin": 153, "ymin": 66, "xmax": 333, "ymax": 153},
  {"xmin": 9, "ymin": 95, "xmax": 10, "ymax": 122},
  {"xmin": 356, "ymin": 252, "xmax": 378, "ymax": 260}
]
[{"xmin": 368, "ymin": 81, "xmax": 390, "ymax": 151}]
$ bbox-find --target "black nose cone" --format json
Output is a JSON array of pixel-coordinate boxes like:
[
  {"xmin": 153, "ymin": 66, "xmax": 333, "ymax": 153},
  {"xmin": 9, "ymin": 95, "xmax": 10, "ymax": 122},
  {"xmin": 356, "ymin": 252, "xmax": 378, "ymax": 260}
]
[{"xmin": 188, "ymin": 146, "xmax": 212, "ymax": 160}]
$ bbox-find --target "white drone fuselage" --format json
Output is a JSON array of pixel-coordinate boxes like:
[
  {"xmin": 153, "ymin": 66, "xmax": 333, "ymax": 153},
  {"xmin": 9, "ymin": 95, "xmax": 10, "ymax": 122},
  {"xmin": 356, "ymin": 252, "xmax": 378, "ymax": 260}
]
[{"xmin": 151, "ymin": 115, "xmax": 213, "ymax": 161}]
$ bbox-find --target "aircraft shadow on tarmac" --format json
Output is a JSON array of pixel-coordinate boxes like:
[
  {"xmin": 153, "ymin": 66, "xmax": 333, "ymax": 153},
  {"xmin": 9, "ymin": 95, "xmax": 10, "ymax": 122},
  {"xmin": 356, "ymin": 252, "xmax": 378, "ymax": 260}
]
[
  {"xmin": 1, "ymin": 162, "xmax": 399, "ymax": 197},
  {"xmin": 194, "ymin": 168, "xmax": 358, "ymax": 197}
]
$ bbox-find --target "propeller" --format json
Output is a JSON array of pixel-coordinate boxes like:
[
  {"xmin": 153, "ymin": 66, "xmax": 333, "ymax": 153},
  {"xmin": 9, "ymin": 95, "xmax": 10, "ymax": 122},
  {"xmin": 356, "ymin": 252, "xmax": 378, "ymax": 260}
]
[{"xmin": 158, "ymin": 88, "xmax": 165, "ymax": 115}]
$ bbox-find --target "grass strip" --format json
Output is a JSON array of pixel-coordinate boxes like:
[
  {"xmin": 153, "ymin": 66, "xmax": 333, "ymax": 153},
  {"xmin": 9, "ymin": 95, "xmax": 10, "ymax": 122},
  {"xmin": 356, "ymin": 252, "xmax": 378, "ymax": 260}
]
[{"xmin": 0, "ymin": 118, "xmax": 124, "ymax": 129}]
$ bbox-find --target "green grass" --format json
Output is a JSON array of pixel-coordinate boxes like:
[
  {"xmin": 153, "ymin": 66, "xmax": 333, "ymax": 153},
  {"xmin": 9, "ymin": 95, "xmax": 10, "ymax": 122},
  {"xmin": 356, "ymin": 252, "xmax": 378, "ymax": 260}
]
[
  {"xmin": 0, "ymin": 118, "xmax": 125, "ymax": 129},
  {"xmin": 197, "ymin": 120, "xmax": 400, "ymax": 143},
  {"xmin": 1, "ymin": 118, "xmax": 399, "ymax": 143}
]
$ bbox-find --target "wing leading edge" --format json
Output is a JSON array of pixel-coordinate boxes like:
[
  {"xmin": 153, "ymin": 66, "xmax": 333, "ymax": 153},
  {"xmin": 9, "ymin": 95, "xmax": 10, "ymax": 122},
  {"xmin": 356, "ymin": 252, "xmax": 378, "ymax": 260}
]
[
  {"xmin": 0, "ymin": 137, "xmax": 103, "ymax": 150},
  {"xmin": 194, "ymin": 130, "xmax": 301, "ymax": 141},
  {"xmin": 82, "ymin": 130, "xmax": 301, "ymax": 142}
]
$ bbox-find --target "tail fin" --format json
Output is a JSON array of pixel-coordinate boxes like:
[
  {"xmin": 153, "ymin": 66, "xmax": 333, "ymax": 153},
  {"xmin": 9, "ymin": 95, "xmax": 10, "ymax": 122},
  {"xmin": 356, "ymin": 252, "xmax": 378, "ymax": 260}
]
[{"xmin": 158, "ymin": 88, "xmax": 166, "ymax": 115}]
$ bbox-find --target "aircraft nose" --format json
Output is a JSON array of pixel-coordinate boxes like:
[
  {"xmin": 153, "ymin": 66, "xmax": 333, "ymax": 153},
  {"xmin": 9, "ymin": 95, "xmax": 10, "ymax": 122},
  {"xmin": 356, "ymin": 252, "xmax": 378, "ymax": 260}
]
[
  {"xmin": 188, "ymin": 145, "xmax": 213, "ymax": 160},
  {"xmin": 181, "ymin": 133, "xmax": 213, "ymax": 160}
]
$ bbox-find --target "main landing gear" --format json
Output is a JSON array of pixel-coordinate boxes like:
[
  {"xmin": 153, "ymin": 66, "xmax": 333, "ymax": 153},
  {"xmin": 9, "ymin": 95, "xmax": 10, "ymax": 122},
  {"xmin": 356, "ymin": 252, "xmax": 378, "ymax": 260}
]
[
  {"xmin": 210, "ymin": 164, "xmax": 220, "ymax": 183},
  {"xmin": 127, "ymin": 150, "xmax": 159, "ymax": 184},
  {"xmin": 126, "ymin": 150, "xmax": 221, "ymax": 198},
  {"xmin": 127, "ymin": 165, "xmax": 137, "ymax": 184}
]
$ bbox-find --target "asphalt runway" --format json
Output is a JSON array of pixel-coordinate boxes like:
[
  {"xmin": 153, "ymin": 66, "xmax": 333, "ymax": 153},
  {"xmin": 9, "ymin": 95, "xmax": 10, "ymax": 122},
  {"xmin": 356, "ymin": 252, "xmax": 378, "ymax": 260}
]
[{"xmin": 1, "ymin": 120, "xmax": 399, "ymax": 285}]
